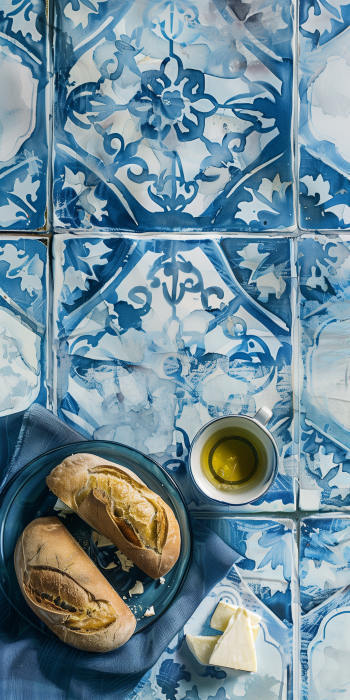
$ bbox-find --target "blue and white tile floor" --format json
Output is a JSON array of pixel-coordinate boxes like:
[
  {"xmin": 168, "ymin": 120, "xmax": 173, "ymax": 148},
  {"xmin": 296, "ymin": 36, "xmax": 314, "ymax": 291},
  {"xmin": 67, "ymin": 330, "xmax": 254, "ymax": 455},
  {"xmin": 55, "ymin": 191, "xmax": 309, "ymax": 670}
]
[
  {"xmin": 0, "ymin": 235, "xmax": 48, "ymax": 481},
  {"xmin": 131, "ymin": 517, "xmax": 297, "ymax": 700},
  {"xmin": 299, "ymin": 0, "xmax": 350, "ymax": 230},
  {"xmin": 53, "ymin": 234, "xmax": 297, "ymax": 513},
  {"xmin": 299, "ymin": 234, "xmax": 350, "ymax": 511},
  {"xmin": 53, "ymin": 0, "xmax": 295, "ymax": 232},
  {"xmin": 300, "ymin": 515, "xmax": 350, "ymax": 700},
  {"xmin": 0, "ymin": 1, "xmax": 48, "ymax": 231},
  {"xmin": 2, "ymin": 0, "xmax": 350, "ymax": 697}
]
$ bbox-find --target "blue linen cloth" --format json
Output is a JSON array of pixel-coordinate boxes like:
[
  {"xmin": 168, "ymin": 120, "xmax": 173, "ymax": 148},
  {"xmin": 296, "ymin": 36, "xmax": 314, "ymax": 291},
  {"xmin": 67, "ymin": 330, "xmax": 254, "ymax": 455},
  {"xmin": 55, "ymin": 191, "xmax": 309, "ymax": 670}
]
[{"xmin": 0, "ymin": 405, "xmax": 241, "ymax": 700}]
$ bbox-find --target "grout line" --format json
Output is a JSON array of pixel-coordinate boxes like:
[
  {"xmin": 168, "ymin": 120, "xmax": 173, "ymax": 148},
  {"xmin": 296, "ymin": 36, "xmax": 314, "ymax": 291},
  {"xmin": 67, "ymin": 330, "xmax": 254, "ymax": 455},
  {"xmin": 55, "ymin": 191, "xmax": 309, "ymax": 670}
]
[{"xmin": 46, "ymin": 0, "xmax": 54, "ymax": 231}]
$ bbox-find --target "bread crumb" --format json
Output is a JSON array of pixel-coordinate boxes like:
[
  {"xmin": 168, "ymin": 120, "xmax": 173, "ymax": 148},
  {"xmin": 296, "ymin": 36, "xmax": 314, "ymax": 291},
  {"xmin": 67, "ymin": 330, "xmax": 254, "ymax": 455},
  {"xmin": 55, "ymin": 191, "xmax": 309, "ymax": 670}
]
[
  {"xmin": 97, "ymin": 534, "xmax": 113, "ymax": 548},
  {"xmin": 116, "ymin": 550, "xmax": 134, "ymax": 572},
  {"xmin": 159, "ymin": 577, "xmax": 165, "ymax": 584},
  {"xmin": 144, "ymin": 606, "xmax": 155, "ymax": 617},
  {"xmin": 91, "ymin": 531, "xmax": 113, "ymax": 547},
  {"xmin": 105, "ymin": 561, "xmax": 118, "ymax": 569},
  {"xmin": 129, "ymin": 580, "xmax": 144, "ymax": 596}
]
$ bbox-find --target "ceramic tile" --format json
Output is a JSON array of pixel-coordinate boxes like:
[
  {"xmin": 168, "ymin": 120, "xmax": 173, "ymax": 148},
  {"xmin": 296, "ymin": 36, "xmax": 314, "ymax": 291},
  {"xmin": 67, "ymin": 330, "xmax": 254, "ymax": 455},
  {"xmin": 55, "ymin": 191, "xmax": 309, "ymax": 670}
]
[
  {"xmin": 298, "ymin": 234, "xmax": 350, "ymax": 511},
  {"xmin": 130, "ymin": 517, "xmax": 298, "ymax": 700},
  {"xmin": 53, "ymin": 234, "xmax": 297, "ymax": 513},
  {"xmin": 299, "ymin": 0, "xmax": 350, "ymax": 230},
  {"xmin": 0, "ymin": 235, "xmax": 48, "ymax": 479},
  {"xmin": 53, "ymin": 0, "xmax": 295, "ymax": 233},
  {"xmin": 0, "ymin": 2, "xmax": 48, "ymax": 231},
  {"xmin": 300, "ymin": 515, "xmax": 350, "ymax": 614},
  {"xmin": 300, "ymin": 514, "xmax": 350, "ymax": 700}
]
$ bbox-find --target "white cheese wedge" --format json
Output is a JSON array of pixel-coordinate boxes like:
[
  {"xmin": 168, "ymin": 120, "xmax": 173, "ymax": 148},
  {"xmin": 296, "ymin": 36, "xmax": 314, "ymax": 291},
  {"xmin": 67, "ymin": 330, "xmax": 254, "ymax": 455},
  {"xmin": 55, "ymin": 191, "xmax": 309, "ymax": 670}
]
[
  {"xmin": 209, "ymin": 607, "xmax": 257, "ymax": 672},
  {"xmin": 186, "ymin": 635, "xmax": 221, "ymax": 665},
  {"xmin": 211, "ymin": 601, "xmax": 261, "ymax": 642}
]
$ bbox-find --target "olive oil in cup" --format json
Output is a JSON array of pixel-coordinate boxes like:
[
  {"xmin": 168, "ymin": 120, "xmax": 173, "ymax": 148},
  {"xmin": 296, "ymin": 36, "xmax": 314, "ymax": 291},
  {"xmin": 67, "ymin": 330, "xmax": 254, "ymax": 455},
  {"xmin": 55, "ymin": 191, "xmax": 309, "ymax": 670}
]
[{"xmin": 189, "ymin": 408, "xmax": 278, "ymax": 506}]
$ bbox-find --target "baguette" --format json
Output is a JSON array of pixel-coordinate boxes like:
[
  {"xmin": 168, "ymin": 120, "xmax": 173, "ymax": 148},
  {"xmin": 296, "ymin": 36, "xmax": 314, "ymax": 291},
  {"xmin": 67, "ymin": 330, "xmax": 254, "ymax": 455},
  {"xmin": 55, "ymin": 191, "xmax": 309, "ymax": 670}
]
[
  {"xmin": 46, "ymin": 453, "xmax": 181, "ymax": 579},
  {"xmin": 14, "ymin": 517, "xmax": 136, "ymax": 652}
]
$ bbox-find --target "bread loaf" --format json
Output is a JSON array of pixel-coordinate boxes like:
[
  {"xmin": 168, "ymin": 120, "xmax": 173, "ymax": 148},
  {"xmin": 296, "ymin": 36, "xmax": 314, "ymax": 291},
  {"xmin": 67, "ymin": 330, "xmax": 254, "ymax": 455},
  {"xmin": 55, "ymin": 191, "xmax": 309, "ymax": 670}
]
[
  {"xmin": 14, "ymin": 517, "xmax": 136, "ymax": 652},
  {"xmin": 46, "ymin": 453, "xmax": 181, "ymax": 579}
]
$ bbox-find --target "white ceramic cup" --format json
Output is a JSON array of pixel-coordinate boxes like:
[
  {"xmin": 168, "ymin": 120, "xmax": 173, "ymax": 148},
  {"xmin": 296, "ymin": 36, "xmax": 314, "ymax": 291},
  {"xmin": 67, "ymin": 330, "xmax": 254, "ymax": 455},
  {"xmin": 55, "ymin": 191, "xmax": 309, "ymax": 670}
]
[{"xmin": 189, "ymin": 407, "xmax": 278, "ymax": 506}]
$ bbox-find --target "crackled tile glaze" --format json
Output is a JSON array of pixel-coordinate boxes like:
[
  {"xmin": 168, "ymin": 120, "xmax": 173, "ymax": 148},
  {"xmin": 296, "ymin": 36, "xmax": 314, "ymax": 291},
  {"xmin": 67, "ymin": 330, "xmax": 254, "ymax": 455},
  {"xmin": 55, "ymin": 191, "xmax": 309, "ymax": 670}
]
[
  {"xmin": 299, "ymin": 234, "xmax": 350, "ymax": 511},
  {"xmin": 299, "ymin": 0, "xmax": 350, "ymax": 229},
  {"xmin": 300, "ymin": 515, "xmax": 350, "ymax": 700},
  {"xmin": 300, "ymin": 515, "xmax": 350, "ymax": 614},
  {"xmin": 53, "ymin": 234, "xmax": 297, "ymax": 512},
  {"xmin": 0, "ymin": 236, "xmax": 48, "ymax": 479},
  {"xmin": 131, "ymin": 518, "xmax": 297, "ymax": 700},
  {"xmin": 0, "ymin": 1, "xmax": 48, "ymax": 230},
  {"xmin": 53, "ymin": 0, "xmax": 295, "ymax": 232}
]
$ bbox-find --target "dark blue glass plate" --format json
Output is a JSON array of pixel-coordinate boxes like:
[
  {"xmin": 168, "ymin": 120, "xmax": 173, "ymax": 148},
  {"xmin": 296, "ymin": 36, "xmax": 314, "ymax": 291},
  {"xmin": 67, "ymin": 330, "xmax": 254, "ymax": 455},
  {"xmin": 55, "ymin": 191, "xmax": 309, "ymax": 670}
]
[{"xmin": 0, "ymin": 441, "xmax": 191, "ymax": 637}]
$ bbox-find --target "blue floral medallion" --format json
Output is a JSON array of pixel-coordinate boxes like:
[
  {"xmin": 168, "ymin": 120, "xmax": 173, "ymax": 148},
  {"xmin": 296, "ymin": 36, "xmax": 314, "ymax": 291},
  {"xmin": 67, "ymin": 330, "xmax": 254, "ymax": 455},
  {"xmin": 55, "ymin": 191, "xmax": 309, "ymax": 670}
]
[
  {"xmin": 54, "ymin": 0, "xmax": 295, "ymax": 232},
  {"xmin": 53, "ymin": 234, "xmax": 296, "ymax": 512}
]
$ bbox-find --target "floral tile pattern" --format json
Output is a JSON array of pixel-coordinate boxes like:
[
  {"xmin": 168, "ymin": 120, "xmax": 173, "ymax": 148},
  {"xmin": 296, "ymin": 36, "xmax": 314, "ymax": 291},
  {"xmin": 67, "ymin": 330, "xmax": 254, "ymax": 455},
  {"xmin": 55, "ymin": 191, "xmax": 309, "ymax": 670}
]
[
  {"xmin": 298, "ymin": 234, "xmax": 350, "ymax": 511},
  {"xmin": 0, "ymin": 1, "xmax": 48, "ymax": 231},
  {"xmin": 53, "ymin": 234, "xmax": 297, "ymax": 512},
  {"xmin": 130, "ymin": 517, "xmax": 297, "ymax": 700},
  {"xmin": 0, "ymin": 236, "xmax": 48, "ymax": 479},
  {"xmin": 53, "ymin": 0, "xmax": 295, "ymax": 232},
  {"xmin": 299, "ymin": 0, "xmax": 350, "ymax": 230},
  {"xmin": 300, "ymin": 515, "xmax": 350, "ymax": 700}
]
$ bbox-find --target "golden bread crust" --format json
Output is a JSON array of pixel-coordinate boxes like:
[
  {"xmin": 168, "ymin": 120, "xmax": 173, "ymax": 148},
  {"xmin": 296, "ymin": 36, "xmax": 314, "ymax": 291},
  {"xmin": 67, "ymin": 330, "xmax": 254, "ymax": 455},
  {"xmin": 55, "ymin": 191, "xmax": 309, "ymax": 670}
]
[
  {"xmin": 14, "ymin": 517, "xmax": 136, "ymax": 652},
  {"xmin": 46, "ymin": 453, "xmax": 181, "ymax": 579}
]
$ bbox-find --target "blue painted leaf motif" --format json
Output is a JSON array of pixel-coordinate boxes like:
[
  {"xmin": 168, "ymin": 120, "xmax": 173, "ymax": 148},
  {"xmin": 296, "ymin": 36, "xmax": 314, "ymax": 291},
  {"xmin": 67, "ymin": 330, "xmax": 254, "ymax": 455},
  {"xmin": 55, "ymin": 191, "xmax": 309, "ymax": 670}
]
[
  {"xmin": 178, "ymin": 687, "xmax": 201, "ymax": 700},
  {"xmin": 207, "ymin": 688, "xmax": 230, "ymax": 700},
  {"xmin": 258, "ymin": 525, "xmax": 292, "ymax": 580},
  {"xmin": 201, "ymin": 666, "xmax": 226, "ymax": 680},
  {"xmin": 1, "ymin": 0, "xmax": 43, "ymax": 41},
  {"xmin": 0, "ymin": 239, "xmax": 47, "ymax": 417},
  {"xmin": 156, "ymin": 660, "xmax": 191, "ymax": 700}
]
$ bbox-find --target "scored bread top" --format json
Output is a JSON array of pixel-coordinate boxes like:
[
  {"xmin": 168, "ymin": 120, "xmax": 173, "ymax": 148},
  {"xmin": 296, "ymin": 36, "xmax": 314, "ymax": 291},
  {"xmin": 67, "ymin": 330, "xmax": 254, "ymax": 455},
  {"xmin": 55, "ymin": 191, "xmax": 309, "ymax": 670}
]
[
  {"xmin": 15, "ymin": 517, "xmax": 136, "ymax": 652},
  {"xmin": 46, "ymin": 453, "xmax": 181, "ymax": 578}
]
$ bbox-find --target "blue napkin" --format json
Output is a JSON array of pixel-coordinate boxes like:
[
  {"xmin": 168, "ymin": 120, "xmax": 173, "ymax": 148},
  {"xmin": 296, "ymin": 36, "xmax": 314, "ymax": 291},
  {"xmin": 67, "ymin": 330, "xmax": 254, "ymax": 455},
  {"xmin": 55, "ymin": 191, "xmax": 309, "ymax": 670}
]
[{"xmin": 0, "ymin": 405, "xmax": 241, "ymax": 700}]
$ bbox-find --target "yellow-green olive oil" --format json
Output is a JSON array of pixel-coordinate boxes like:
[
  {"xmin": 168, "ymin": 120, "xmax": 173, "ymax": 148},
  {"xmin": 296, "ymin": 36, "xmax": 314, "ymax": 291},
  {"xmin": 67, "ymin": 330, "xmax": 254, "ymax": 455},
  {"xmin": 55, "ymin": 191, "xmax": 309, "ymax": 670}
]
[{"xmin": 200, "ymin": 426, "xmax": 268, "ymax": 492}]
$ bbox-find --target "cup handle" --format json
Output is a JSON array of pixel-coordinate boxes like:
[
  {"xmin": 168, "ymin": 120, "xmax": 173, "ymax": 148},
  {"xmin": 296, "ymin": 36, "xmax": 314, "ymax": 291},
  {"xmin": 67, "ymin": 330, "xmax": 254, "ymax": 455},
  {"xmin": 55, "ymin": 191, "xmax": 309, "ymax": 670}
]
[{"xmin": 254, "ymin": 406, "xmax": 273, "ymax": 427}]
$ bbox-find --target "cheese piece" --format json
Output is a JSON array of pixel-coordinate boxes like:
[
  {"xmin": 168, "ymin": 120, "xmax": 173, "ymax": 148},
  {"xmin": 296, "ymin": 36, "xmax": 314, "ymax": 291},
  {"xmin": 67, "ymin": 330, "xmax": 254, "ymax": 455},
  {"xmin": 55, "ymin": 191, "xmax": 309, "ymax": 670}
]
[
  {"xmin": 186, "ymin": 634, "xmax": 221, "ymax": 665},
  {"xmin": 144, "ymin": 606, "xmax": 155, "ymax": 617},
  {"xmin": 54, "ymin": 498, "xmax": 73, "ymax": 514},
  {"xmin": 129, "ymin": 580, "xmax": 144, "ymax": 596},
  {"xmin": 211, "ymin": 601, "xmax": 261, "ymax": 642},
  {"xmin": 209, "ymin": 608, "xmax": 257, "ymax": 672}
]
